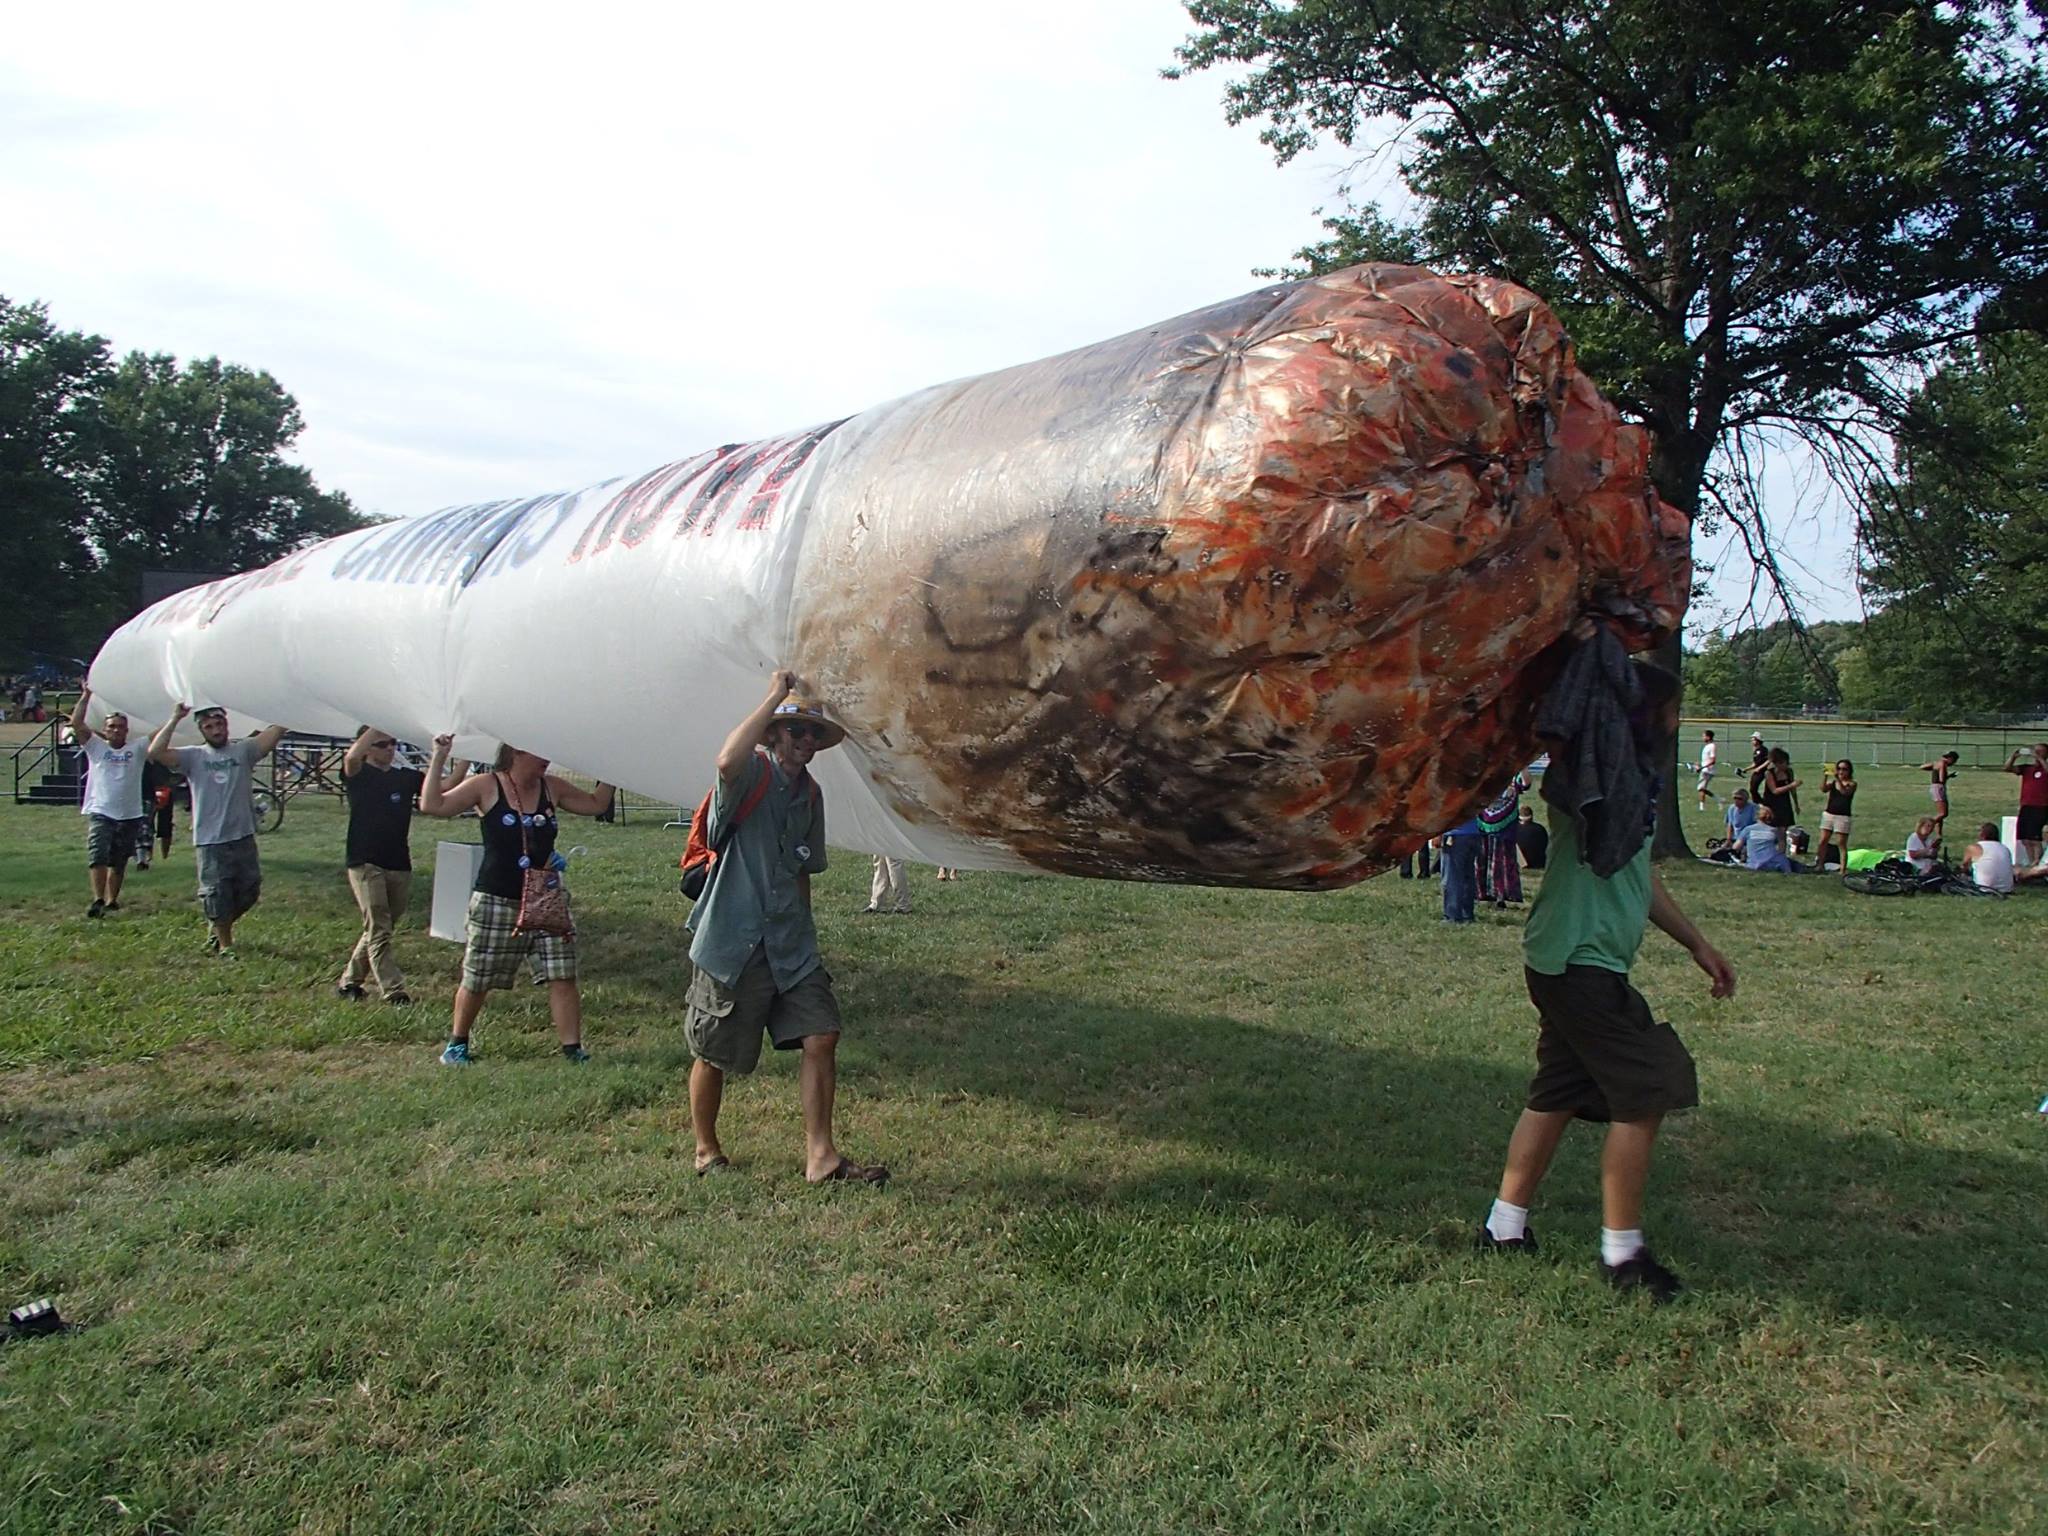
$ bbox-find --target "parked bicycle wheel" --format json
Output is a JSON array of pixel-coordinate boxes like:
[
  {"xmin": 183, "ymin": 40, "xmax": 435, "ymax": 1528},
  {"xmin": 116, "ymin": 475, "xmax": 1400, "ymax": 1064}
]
[{"xmin": 251, "ymin": 786, "xmax": 284, "ymax": 834}]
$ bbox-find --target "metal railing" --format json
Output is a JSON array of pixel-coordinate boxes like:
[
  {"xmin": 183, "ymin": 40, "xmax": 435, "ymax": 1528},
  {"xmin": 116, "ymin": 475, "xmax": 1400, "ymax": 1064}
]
[{"xmin": 9, "ymin": 718, "xmax": 77, "ymax": 805}]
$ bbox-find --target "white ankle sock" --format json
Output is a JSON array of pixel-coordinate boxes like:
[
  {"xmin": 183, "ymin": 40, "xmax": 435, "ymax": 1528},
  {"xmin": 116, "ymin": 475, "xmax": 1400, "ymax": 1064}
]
[
  {"xmin": 1486, "ymin": 1199, "xmax": 1529, "ymax": 1241},
  {"xmin": 1601, "ymin": 1227, "xmax": 1645, "ymax": 1267}
]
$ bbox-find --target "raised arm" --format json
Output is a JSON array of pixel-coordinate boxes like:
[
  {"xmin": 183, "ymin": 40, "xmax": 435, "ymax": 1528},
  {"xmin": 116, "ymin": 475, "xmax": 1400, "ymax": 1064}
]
[
  {"xmin": 250, "ymin": 723, "xmax": 290, "ymax": 756},
  {"xmin": 717, "ymin": 669, "xmax": 797, "ymax": 786},
  {"xmin": 147, "ymin": 703, "xmax": 190, "ymax": 767},
  {"xmin": 343, "ymin": 725, "xmax": 377, "ymax": 777},
  {"xmin": 69, "ymin": 687, "xmax": 96, "ymax": 744},
  {"xmin": 2005, "ymin": 750, "xmax": 2023, "ymax": 775},
  {"xmin": 1648, "ymin": 872, "xmax": 1736, "ymax": 999},
  {"xmin": 420, "ymin": 735, "xmax": 496, "ymax": 817},
  {"xmin": 547, "ymin": 776, "xmax": 616, "ymax": 818}
]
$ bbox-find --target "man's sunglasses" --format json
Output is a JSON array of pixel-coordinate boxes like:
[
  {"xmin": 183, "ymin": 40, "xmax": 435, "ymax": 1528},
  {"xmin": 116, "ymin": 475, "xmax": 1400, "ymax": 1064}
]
[{"xmin": 783, "ymin": 722, "xmax": 828, "ymax": 743}]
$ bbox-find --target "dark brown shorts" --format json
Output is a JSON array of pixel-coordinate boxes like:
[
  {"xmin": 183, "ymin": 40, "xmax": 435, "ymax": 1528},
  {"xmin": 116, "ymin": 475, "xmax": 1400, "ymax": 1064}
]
[{"xmin": 1524, "ymin": 965, "xmax": 1698, "ymax": 1123}]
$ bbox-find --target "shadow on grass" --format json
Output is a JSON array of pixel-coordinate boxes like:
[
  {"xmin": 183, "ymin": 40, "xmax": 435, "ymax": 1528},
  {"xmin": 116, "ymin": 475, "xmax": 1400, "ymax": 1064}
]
[{"xmin": 833, "ymin": 958, "xmax": 2046, "ymax": 1364}]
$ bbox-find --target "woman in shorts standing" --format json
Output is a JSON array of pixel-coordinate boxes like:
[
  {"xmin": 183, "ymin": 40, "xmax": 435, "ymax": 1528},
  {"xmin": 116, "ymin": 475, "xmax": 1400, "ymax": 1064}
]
[
  {"xmin": 1916, "ymin": 750, "xmax": 1959, "ymax": 837},
  {"xmin": 1812, "ymin": 760, "xmax": 1856, "ymax": 872},
  {"xmin": 421, "ymin": 738, "xmax": 615, "ymax": 1066}
]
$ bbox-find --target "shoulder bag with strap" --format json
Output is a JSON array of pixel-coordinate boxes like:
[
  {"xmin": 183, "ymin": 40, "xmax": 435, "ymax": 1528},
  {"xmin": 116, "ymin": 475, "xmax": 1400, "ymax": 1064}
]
[{"xmin": 503, "ymin": 773, "xmax": 573, "ymax": 938}]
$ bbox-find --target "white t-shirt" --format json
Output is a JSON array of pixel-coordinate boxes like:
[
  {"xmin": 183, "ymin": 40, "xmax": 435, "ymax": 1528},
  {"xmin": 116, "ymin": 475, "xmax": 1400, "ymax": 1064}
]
[
  {"xmin": 1970, "ymin": 841, "xmax": 2014, "ymax": 893},
  {"xmin": 1905, "ymin": 832, "xmax": 1938, "ymax": 873},
  {"xmin": 1699, "ymin": 741, "xmax": 1718, "ymax": 773},
  {"xmin": 81, "ymin": 735, "xmax": 147, "ymax": 820}
]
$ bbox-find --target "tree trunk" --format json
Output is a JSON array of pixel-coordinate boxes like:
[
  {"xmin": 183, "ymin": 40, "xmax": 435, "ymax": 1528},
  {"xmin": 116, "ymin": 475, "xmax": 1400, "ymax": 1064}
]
[
  {"xmin": 1646, "ymin": 427, "xmax": 1711, "ymax": 863},
  {"xmin": 1648, "ymin": 627, "xmax": 1692, "ymax": 861}
]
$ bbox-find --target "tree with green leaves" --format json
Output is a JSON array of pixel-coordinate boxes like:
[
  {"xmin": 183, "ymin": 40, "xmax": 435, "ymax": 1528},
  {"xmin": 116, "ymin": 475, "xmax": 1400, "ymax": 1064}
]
[
  {"xmin": 1171, "ymin": 0, "xmax": 2047, "ymax": 851},
  {"xmin": 1861, "ymin": 332, "xmax": 2048, "ymax": 718},
  {"xmin": 85, "ymin": 353, "xmax": 371, "ymax": 610},
  {"xmin": 0, "ymin": 298, "xmax": 111, "ymax": 661}
]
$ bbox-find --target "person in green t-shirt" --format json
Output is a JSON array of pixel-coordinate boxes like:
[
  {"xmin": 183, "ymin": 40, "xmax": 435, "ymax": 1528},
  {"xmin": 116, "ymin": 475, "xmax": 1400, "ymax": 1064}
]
[{"xmin": 1477, "ymin": 663, "xmax": 1736, "ymax": 1304}]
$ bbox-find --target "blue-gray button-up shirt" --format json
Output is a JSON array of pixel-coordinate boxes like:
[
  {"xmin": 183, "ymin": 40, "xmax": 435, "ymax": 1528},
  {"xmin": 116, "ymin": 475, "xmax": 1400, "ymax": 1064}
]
[{"xmin": 685, "ymin": 752, "xmax": 828, "ymax": 989}]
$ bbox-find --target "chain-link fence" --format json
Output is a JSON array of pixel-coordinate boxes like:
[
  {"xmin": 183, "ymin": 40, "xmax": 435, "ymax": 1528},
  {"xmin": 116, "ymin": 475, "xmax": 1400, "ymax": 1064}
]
[{"xmin": 1684, "ymin": 715, "xmax": 2048, "ymax": 769}]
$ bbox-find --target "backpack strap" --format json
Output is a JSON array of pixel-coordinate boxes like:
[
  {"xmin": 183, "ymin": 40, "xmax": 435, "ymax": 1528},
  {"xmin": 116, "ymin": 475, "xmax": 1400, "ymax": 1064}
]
[{"xmin": 721, "ymin": 755, "xmax": 776, "ymax": 843}]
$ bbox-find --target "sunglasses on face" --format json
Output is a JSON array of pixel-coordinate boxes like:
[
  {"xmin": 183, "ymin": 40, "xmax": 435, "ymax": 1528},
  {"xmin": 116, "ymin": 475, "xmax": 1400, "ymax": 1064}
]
[{"xmin": 783, "ymin": 722, "xmax": 826, "ymax": 743}]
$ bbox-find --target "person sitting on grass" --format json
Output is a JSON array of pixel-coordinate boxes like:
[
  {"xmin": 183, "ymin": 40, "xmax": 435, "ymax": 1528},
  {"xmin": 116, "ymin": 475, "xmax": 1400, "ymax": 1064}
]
[
  {"xmin": 420, "ymin": 737, "xmax": 615, "ymax": 1066},
  {"xmin": 1477, "ymin": 660, "xmax": 1735, "ymax": 1304},
  {"xmin": 1721, "ymin": 787, "xmax": 1757, "ymax": 847},
  {"xmin": 1962, "ymin": 822, "xmax": 2014, "ymax": 894},
  {"xmin": 683, "ymin": 670, "xmax": 888, "ymax": 1186},
  {"xmin": 1905, "ymin": 816, "xmax": 1942, "ymax": 875},
  {"xmin": 1743, "ymin": 805, "xmax": 1800, "ymax": 874}
]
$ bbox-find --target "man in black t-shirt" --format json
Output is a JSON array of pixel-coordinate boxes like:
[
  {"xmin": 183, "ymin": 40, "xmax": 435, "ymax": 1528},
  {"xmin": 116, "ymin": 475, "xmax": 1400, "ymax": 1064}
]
[{"xmin": 336, "ymin": 726, "xmax": 425, "ymax": 1004}]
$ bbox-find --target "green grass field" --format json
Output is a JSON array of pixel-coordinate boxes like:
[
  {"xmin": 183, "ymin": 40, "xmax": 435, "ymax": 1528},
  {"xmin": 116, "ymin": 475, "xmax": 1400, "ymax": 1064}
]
[{"xmin": 2, "ymin": 763, "xmax": 2044, "ymax": 1535}]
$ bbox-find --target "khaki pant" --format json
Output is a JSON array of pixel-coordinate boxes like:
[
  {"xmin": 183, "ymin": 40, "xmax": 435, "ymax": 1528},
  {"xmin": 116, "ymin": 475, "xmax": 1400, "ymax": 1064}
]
[
  {"xmin": 342, "ymin": 864, "xmax": 412, "ymax": 998},
  {"xmin": 867, "ymin": 855, "xmax": 911, "ymax": 913}
]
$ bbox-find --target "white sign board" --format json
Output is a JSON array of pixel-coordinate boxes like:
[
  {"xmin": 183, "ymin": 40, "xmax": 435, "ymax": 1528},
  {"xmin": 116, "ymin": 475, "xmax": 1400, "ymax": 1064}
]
[{"xmin": 429, "ymin": 841, "xmax": 483, "ymax": 943}]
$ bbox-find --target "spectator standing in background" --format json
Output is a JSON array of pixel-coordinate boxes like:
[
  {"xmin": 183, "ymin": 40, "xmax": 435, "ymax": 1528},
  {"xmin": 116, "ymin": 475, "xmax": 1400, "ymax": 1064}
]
[
  {"xmin": 1515, "ymin": 805, "xmax": 1549, "ymax": 871},
  {"xmin": 1695, "ymin": 730, "xmax": 1719, "ymax": 811},
  {"xmin": 1442, "ymin": 815, "xmax": 1484, "ymax": 923},
  {"xmin": 863, "ymin": 856, "xmax": 912, "ymax": 915},
  {"xmin": 1812, "ymin": 761, "xmax": 1857, "ymax": 872},
  {"xmin": 1917, "ymin": 751, "xmax": 1960, "ymax": 837},
  {"xmin": 2003, "ymin": 743, "xmax": 2047, "ymax": 867},
  {"xmin": 1478, "ymin": 772, "xmax": 1531, "ymax": 907},
  {"xmin": 1751, "ymin": 747, "xmax": 1800, "ymax": 830}
]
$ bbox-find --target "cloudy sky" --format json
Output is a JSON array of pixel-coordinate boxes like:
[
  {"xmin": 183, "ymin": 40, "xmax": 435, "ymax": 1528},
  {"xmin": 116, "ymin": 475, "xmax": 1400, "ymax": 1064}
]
[{"xmin": 4, "ymin": 0, "xmax": 1857, "ymax": 627}]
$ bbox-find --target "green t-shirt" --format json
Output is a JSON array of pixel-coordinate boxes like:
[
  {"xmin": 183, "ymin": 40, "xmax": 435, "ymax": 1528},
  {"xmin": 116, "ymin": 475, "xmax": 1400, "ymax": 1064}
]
[{"xmin": 1522, "ymin": 813, "xmax": 1652, "ymax": 976}]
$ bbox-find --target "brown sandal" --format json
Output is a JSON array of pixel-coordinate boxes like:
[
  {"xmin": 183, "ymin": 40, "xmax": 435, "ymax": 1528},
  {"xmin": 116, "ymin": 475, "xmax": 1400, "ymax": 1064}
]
[{"xmin": 812, "ymin": 1157, "xmax": 889, "ymax": 1186}]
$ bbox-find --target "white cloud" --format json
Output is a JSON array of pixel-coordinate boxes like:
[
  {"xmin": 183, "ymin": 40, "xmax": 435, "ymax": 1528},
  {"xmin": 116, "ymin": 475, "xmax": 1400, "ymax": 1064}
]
[{"xmin": 3, "ymin": 0, "xmax": 1859, "ymax": 623}]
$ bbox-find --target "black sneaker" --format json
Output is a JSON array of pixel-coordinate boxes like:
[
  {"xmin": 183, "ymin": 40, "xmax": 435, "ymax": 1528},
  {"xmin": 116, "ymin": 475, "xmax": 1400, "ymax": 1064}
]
[
  {"xmin": 104, "ymin": 901, "xmax": 120, "ymax": 912},
  {"xmin": 1474, "ymin": 1225, "xmax": 1539, "ymax": 1254},
  {"xmin": 388, "ymin": 991, "xmax": 413, "ymax": 1008},
  {"xmin": 1603, "ymin": 1248, "xmax": 1683, "ymax": 1303},
  {"xmin": 335, "ymin": 983, "xmax": 367, "ymax": 1001},
  {"xmin": 88, "ymin": 899, "xmax": 105, "ymax": 919}
]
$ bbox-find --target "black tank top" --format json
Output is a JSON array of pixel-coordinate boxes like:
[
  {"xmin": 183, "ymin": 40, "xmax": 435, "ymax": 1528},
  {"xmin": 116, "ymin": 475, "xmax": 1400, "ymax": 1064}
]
[
  {"xmin": 1826, "ymin": 781, "xmax": 1855, "ymax": 816},
  {"xmin": 475, "ymin": 774, "xmax": 558, "ymax": 899}
]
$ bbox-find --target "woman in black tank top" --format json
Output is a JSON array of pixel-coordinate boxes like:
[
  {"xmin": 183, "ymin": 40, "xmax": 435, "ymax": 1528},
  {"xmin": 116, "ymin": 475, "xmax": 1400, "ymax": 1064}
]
[
  {"xmin": 476, "ymin": 772, "xmax": 559, "ymax": 899},
  {"xmin": 1813, "ymin": 759, "xmax": 1856, "ymax": 871},
  {"xmin": 420, "ymin": 740, "xmax": 616, "ymax": 1065}
]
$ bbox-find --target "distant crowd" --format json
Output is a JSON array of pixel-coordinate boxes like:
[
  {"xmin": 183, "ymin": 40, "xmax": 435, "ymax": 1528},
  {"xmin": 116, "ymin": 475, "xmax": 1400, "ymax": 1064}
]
[{"xmin": 1691, "ymin": 728, "xmax": 2048, "ymax": 892}]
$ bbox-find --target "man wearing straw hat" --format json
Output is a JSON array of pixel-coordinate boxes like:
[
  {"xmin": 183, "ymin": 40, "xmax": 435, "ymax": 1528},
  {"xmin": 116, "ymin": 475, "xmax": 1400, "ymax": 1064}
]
[{"xmin": 684, "ymin": 669, "xmax": 889, "ymax": 1185}]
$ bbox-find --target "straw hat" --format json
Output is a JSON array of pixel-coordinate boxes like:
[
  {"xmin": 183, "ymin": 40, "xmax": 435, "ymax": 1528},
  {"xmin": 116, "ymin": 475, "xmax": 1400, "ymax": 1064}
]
[{"xmin": 770, "ymin": 698, "xmax": 846, "ymax": 750}]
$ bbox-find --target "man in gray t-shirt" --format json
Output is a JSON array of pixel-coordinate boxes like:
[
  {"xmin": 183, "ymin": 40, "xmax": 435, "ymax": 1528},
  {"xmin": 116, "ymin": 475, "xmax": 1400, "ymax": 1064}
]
[{"xmin": 148, "ymin": 703, "xmax": 288, "ymax": 956}]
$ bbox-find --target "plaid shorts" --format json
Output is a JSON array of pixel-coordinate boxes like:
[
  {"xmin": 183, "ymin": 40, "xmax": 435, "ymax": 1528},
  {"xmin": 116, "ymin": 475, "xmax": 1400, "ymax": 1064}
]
[{"xmin": 461, "ymin": 891, "xmax": 577, "ymax": 993}]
